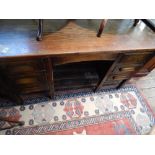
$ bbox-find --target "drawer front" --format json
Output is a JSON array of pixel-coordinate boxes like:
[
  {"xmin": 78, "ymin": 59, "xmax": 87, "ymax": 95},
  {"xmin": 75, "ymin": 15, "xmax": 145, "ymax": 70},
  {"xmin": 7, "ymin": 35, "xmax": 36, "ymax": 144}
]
[
  {"xmin": 19, "ymin": 86, "xmax": 48, "ymax": 94},
  {"xmin": 9, "ymin": 72, "xmax": 49, "ymax": 94},
  {"xmin": 96, "ymin": 52, "xmax": 154, "ymax": 91},
  {"xmin": 14, "ymin": 73, "xmax": 46, "ymax": 85},
  {"xmin": 101, "ymin": 83, "xmax": 119, "ymax": 89},
  {"xmin": 101, "ymin": 73, "xmax": 127, "ymax": 88},
  {"xmin": 119, "ymin": 52, "xmax": 153, "ymax": 65},
  {"xmin": 0, "ymin": 58, "xmax": 49, "ymax": 94},
  {"xmin": 105, "ymin": 52, "xmax": 154, "ymax": 85},
  {"xmin": 0, "ymin": 58, "xmax": 46, "ymax": 76},
  {"xmin": 112, "ymin": 64, "xmax": 143, "ymax": 74},
  {"xmin": 102, "ymin": 80, "xmax": 122, "ymax": 86},
  {"xmin": 107, "ymin": 74, "xmax": 129, "ymax": 81}
]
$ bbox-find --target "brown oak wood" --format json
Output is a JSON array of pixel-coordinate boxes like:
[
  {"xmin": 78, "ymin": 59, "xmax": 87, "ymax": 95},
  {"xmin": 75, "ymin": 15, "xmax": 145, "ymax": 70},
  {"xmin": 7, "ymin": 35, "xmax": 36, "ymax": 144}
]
[
  {"xmin": 53, "ymin": 53, "xmax": 117, "ymax": 65},
  {"xmin": 45, "ymin": 57, "xmax": 54, "ymax": 99},
  {"xmin": 0, "ymin": 20, "xmax": 155, "ymax": 59},
  {"xmin": 135, "ymin": 55, "xmax": 155, "ymax": 76},
  {"xmin": 0, "ymin": 19, "xmax": 155, "ymax": 104},
  {"xmin": 95, "ymin": 54, "xmax": 123, "ymax": 91}
]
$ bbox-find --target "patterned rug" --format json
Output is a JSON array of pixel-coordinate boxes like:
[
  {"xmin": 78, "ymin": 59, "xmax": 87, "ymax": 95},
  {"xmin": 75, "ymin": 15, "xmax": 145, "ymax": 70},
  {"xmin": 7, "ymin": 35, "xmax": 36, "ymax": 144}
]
[{"xmin": 0, "ymin": 86, "xmax": 154, "ymax": 135}]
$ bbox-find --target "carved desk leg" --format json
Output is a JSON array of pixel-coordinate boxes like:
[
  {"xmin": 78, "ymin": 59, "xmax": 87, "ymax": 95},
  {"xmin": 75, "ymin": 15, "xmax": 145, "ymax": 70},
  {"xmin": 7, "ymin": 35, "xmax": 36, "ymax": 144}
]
[
  {"xmin": 36, "ymin": 19, "xmax": 43, "ymax": 41},
  {"xmin": 97, "ymin": 19, "xmax": 108, "ymax": 37}
]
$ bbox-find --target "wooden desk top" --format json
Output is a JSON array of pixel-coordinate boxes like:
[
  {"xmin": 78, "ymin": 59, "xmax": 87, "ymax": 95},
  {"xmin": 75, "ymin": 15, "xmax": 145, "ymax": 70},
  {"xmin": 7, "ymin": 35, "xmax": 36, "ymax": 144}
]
[{"xmin": 0, "ymin": 19, "xmax": 155, "ymax": 59}]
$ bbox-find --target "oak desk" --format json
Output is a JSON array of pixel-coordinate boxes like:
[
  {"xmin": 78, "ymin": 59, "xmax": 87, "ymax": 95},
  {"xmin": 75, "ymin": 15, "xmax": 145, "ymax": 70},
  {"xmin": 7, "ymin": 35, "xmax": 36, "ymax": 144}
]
[{"xmin": 0, "ymin": 19, "xmax": 155, "ymax": 105}]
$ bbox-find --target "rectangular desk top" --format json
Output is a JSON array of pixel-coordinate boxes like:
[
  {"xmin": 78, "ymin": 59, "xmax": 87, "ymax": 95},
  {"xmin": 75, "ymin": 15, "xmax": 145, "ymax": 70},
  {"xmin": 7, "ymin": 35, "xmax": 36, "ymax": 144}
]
[{"xmin": 0, "ymin": 19, "xmax": 155, "ymax": 59}]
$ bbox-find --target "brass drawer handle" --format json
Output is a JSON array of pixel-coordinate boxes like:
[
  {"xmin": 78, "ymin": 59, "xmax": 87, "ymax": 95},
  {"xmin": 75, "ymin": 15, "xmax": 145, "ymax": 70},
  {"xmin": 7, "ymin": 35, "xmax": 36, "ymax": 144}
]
[
  {"xmin": 112, "ymin": 75, "xmax": 127, "ymax": 80},
  {"xmin": 119, "ymin": 67, "xmax": 135, "ymax": 72}
]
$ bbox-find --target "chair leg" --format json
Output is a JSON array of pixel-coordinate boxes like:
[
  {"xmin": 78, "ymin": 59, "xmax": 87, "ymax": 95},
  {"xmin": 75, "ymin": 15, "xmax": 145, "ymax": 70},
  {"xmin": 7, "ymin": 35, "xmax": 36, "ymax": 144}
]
[
  {"xmin": 133, "ymin": 19, "xmax": 140, "ymax": 26},
  {"xmin": 141, "ymin": 19, "xmax": 155, "ymax": 32},
  {"xmin": 97, "ymin": 19, "xmax": 107, "ymax": 37},
  {"xmin": 36, "ymin": 19, "xmax": 43, "ymax": 41}
]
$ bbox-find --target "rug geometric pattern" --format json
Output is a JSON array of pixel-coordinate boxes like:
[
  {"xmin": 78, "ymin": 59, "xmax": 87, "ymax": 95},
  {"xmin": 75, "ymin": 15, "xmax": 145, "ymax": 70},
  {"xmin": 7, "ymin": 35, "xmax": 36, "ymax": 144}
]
[{"xmin": 0, "ymin": 86, "xmax": 154, "ymax": 135}]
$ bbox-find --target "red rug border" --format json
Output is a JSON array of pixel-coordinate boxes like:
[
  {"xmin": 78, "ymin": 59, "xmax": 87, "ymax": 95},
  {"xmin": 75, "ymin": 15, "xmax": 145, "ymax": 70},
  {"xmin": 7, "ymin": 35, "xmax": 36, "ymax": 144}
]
[{"xmin": 128, "ymin": 83, "xmax": 155, "ymax": 118}]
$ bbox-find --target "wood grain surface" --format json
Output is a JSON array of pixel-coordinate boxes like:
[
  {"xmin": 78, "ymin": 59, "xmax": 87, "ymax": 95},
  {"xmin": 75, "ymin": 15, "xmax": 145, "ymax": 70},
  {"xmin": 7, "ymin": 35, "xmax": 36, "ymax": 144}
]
[{"xmin": 0, "ymin": 19, "xmax": 155, "ymax": 59}]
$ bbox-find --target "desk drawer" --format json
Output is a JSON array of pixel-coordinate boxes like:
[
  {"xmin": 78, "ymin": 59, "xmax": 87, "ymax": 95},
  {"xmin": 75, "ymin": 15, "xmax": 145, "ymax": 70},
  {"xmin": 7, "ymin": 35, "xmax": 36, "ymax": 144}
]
[
  {"xmin": 10, "ymin": 72, "xmax": 49, "ymax": 94},
  {"xmin": 102, "ymin": 80, "xmax": 122, "ymax": 86},
  {"xmin": 107, "ymin": 74, "xmax": 129, "ymax": 81},
  {"xmin": 101, "ymin": 83, "xmax": 119, "ymax": 89},
  {"xmin": 112, "ymin": 64, "xmax": 143, "ymax": 74},
  {"xmin": 19, "ymin": 86, "xmax": 48, "ymax": 94},
  {"xmin": 0, "ymin": 58, "xmax": 46, "ymax": 76},
  {"xmin": 119, "ymin": 52, "xmax": 153, "ymax": 65}
]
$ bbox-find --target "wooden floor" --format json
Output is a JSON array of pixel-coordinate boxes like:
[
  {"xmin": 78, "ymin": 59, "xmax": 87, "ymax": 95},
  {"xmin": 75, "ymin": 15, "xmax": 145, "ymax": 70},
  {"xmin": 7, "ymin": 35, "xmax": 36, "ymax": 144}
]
[{"xmin": 129, "ymin": 69, "xmax": 155, "ymax": 113}]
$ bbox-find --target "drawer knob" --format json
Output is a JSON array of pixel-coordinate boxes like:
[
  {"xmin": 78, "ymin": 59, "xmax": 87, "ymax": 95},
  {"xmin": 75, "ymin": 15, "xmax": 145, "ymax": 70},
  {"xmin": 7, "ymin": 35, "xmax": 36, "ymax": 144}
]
[
  {"xmin": 112, "ymin": 75, "xmax": 127, "ymax": 80},
  {"xmin": 119, "ymin": 67, "xmax": 135, "ymax": 72}
]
